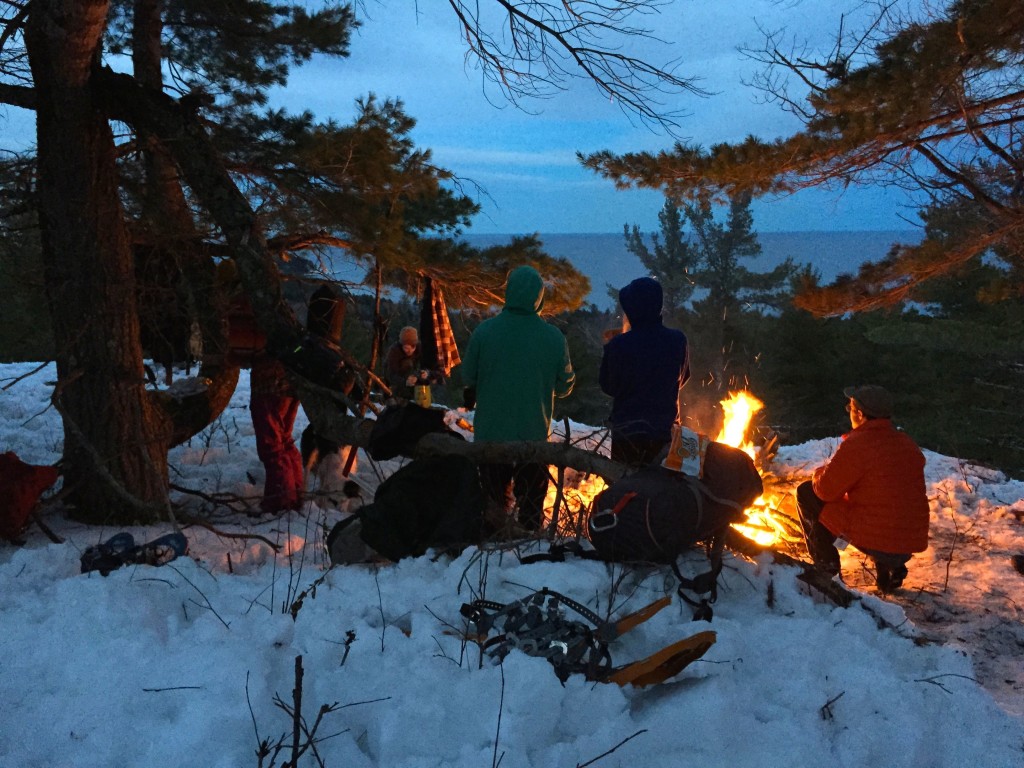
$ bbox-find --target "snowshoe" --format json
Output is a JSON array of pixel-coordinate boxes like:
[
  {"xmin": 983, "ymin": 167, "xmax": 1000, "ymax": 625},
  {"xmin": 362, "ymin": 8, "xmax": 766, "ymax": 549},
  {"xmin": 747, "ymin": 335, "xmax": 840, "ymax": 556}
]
[
  {"xmin": 81, "ymin": 531, "xmax": 187, "ymax": 576},
  {"xmin": 80, "ymin": 532, "xmax": 136, "ymax": 576},
  {"xmin": 604, "ymin": 631, "xmax": 717, "ymax": 687},
  {"xmin": 124, "ymin": 532, "xmax": 188, "ymax": 567},
  {"xmin": 460, "ymin": 588, "xmax": 715, "ymax": 687}
]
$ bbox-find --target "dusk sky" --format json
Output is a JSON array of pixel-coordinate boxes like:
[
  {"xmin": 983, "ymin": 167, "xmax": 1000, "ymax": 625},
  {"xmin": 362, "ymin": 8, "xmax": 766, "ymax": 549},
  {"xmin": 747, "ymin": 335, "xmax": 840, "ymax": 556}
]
[
  {"xmin": 275, "ymin": 0, "xmax": 920, "ymax": 235},
  {"xmin": 0, "ymin": 0, "xmax": 920, "ymax": 235}
]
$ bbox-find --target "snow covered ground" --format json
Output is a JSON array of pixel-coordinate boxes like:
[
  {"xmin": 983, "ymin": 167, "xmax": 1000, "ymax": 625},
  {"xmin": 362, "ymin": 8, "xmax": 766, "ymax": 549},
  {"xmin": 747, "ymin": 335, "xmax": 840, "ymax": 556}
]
[{"xmin": 2, "ymin": 362, "xmax": 1023, "ymax": 768}]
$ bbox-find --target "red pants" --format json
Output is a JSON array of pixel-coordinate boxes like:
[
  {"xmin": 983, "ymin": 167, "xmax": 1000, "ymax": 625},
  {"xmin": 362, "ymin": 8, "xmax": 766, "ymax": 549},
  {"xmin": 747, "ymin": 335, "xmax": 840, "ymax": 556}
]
[{"xmin": 251, "ymin": 394, "xmax": 303, "ymax": 514}]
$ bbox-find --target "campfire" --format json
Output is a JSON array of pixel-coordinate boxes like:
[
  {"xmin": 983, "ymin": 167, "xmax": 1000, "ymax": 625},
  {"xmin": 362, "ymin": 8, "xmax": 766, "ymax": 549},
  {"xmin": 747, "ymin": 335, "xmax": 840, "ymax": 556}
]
[
  {"xmin": 545, "ymin": 391, "xmax": 799, "ymax": 547},
  {"xmin": 713, "ymin": 391, "xmax": 792, "ymax": 548}
]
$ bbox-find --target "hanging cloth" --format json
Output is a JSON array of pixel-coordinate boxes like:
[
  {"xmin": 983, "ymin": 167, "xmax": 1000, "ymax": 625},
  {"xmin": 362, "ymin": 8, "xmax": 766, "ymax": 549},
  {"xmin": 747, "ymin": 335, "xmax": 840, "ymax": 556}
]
[{"xmin": 418, "ymin": 276, "xmax": 461, "ymax": 377}]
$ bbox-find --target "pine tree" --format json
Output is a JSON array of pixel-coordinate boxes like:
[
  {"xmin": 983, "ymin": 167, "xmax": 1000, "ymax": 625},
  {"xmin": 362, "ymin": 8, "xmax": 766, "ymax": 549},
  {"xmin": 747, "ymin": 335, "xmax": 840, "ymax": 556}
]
[
  {"xmin": 624, "ymin": 191, "xmax": 796, "ymax": 391},
  {"xmin": 623, "ymin": 197, "xmax": 698, "ymax": 318},
  {"xmin": 583, "ymin": 0, "xmax": 1024, "ymax": 315},
  {"xmin": 0, "ymin": 0, "xmax": 690, "ymax": 520}
]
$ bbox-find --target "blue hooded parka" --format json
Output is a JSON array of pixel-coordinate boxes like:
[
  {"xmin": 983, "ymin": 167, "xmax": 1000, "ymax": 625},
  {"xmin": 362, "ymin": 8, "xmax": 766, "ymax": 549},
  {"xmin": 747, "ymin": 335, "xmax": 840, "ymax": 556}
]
[{"xmin": 599, "ymin": 277, "xmax": 690, "ymax": 442}]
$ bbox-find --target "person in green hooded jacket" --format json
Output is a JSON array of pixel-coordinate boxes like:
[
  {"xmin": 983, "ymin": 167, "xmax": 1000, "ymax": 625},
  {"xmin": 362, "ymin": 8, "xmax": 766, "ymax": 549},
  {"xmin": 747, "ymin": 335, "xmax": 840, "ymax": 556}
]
[{"xmin": 463, "ymin": 265, "xmax": 575, "ymax": 531}]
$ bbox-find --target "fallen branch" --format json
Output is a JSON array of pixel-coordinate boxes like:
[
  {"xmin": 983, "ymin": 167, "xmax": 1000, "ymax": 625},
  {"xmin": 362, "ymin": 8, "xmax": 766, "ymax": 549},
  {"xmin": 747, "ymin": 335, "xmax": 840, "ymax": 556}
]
[
  {"xmin": 30, "ymin": 508, "xmax": 64, "ymax": 544},
  {"xmin": 291, "ymin": 384, "xmax": 629, "ymax": 482},
  {"xmin": 176, "ymin": 513, "xmax": 283, "ymax": 552},
  {"xmin": 170, "ymin": 483, "xmax": 252, "ymax": 515}
]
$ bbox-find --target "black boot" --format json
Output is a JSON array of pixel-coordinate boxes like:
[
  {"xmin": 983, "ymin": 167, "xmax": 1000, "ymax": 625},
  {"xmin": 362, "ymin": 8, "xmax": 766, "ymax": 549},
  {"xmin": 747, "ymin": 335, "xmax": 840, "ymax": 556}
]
[{"xmin": 876, "ymin": 563, "xmax": 907, "ymax": 593}]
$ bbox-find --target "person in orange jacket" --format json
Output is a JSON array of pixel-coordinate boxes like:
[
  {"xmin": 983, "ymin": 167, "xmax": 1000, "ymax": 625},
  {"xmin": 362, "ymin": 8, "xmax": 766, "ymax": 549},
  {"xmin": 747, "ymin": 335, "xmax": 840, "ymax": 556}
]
[{"xmin": 796, "ymin": 385, "xmax": 930, "ymax": 593}]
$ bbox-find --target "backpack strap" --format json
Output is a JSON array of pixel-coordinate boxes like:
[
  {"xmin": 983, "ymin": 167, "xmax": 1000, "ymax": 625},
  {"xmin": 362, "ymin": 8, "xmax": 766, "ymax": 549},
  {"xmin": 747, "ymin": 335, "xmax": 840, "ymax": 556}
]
[
  {"xmin": 519, "ymin": 540, "xmax": 606, "ymax": 565},
  {"xmin": 671, "ymin": 534, "xmax": 725, "ymax": 623},
  {"xmin": 668, "ymin": 475, "xmax": 727, "ymax": 622}
]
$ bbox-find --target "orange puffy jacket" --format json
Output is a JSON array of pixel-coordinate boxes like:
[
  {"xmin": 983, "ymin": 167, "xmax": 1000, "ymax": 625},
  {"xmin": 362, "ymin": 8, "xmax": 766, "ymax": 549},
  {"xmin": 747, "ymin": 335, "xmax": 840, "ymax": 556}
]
[{"xmin": 813, "ymin": 419, "xmax": 930, "ymax": 555}]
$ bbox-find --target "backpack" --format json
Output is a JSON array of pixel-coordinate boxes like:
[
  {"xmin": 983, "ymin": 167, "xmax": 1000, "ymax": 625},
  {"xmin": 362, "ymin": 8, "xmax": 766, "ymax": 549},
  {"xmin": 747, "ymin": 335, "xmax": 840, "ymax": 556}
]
[
  {"xmin": 280, "ymin": 334, "xmax": 359, "ymax": 395},
  {"xmin": 366, "ymin": 402, "xmax": 462, "ymax": 461},
  {"xmin": 586, "ymin": 441, "xmax": 762, "ymax": 619},
  {"xmin": 0, "ymin": 452, "xmax": 59, "ymax": 542},
  {"xmin": 327, "ymin": 454, "xmax": 484, "ymax": 564}
]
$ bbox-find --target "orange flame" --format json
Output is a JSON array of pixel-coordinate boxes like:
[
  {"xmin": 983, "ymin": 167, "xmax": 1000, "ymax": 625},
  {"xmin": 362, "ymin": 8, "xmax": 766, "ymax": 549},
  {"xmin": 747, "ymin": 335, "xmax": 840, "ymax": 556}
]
[
  {"xmin": 543, "ymin": 469, "xmax": 608, "ymax": 534},
  {"xmin": 716, "ymin": 391, "xmax": 763, "ymax": 458},
  {"xmin": 715, "ymin": 391, "xmax": 784, "ymax": 546},
  {"xmin": 543, "ymin": 390, "xmax": 788, "ymax": 547}
]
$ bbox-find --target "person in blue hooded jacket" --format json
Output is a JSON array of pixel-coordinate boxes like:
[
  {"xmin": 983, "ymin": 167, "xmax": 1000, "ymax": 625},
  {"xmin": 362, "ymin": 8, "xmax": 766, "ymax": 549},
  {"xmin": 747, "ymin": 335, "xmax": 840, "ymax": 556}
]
[
  {"xmin": 600, "ymin": 277, "xmax": 690, "ymax": 467},
  {"xmin": 463, "ymin": 265, "xmax": 575, "ymax": 531}
]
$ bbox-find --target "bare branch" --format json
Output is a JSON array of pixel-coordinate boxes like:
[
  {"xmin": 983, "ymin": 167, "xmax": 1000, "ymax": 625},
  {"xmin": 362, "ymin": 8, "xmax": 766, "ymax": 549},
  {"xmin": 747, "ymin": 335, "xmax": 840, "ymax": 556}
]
[{"xmin": 446, "ymin": 0, "xmax": 704, "ymax": 129}]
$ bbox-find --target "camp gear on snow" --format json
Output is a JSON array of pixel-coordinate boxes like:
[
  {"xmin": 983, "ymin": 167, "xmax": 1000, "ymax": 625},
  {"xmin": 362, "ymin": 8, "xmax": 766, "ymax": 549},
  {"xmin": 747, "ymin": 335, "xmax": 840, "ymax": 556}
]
[
  {"xmin": 461, "ymin": 588, "xmax": 716, "ymax": 687},
  {"xmin": 0, "ymin": 452, "xmax": 59, "ymax": 542},
  {"xmin": 662, "ymin": 425, "xmax": 709, "ymax": 474},
  {"xmin": 367, "ymin": 402, "xmax": 462, "ymax": 461},
  {"xmin": 326, "ymin": 514, "xmax": 377, "ymax": 565},
  {"xmin": 327, "ymin": 455, "xmax": 484, "ymax": 564},
  {"xmin": 80, "ymin": 532, "xmax": 188, "ymax": 576},
  {"xmin": 587, "ymin": 441, "xmax": 762, "ymax": 620}
]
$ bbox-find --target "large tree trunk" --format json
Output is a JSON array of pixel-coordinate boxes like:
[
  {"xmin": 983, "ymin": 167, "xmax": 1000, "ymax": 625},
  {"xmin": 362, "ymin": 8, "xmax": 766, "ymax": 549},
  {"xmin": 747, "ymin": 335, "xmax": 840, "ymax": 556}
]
[{"xmin": 26, "ymin": 0, "xmax": 171, "ymax": 522}]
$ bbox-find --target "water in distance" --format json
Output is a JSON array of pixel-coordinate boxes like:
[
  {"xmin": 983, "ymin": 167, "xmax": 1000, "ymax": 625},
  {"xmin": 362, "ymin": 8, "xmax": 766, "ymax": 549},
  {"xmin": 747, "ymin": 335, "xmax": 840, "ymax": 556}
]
[{"xmin": 462, "ymin": 230, "xmax": 920, "ymax": 310}]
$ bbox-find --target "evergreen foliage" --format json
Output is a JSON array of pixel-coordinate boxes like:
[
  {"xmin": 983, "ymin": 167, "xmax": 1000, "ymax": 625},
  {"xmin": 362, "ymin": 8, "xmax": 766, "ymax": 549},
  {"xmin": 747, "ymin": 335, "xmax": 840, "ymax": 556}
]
[
  {"xmin": 622, "ymin": 192, "xmax": 797, "ymax": 398},
  {"xmin": 582, "ymin": 0, "xmax": 1024, "ymax": 315},
  {"xmin": 623, "ymin": 198, "xmax": 697, "ymax": 316}
]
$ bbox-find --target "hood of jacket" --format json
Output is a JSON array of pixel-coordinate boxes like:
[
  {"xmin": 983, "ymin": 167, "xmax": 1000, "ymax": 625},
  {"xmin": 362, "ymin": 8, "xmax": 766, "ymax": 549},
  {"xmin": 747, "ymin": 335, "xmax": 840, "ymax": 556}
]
[
  {"xmin": 619, "ymin": 277, "xmax": 663, "ymax": 328},
  {"xmin": 504, "ymin": 265, "xmax": 545, "ymax": 315}
]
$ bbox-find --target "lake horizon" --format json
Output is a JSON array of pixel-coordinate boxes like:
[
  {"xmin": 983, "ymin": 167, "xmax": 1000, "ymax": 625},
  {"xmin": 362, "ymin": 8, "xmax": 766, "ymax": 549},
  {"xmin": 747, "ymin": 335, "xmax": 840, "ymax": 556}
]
[{"xmin": 462, "ymin": 229, "xmax": 922, "ymax": 309}]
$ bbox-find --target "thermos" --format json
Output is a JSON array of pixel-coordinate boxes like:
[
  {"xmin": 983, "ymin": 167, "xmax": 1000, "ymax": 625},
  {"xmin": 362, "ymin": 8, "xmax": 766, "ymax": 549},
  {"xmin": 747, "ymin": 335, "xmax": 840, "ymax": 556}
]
[{"xmin": 413, "ymin": 384, "xmax": 432, "ymax": 409}]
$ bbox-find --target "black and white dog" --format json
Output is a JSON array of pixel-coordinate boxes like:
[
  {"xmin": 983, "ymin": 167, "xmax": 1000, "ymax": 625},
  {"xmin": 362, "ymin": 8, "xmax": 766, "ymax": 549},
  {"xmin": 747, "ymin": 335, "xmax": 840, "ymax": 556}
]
[{"xmin": 300, "ymin": 425, "xmax": 362, "ymax": 511}]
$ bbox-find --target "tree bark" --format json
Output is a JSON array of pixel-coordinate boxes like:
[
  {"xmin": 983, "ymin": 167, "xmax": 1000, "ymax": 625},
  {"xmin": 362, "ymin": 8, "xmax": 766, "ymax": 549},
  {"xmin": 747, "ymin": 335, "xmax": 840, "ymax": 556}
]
[{"xmin": 26, "ymin": 0, "xmax": 172, "ymax": 521}]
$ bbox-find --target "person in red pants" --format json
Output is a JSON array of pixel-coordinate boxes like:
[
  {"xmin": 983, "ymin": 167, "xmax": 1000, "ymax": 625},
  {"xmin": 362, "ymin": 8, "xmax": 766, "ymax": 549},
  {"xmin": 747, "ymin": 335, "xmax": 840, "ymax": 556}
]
[
  {"xmin": 249, "ymin": 353, "xmax": 304, "ymax": 515},
  {"xmin": 220, "ymin": 259, "xmax": 304, "ymax": 515}
]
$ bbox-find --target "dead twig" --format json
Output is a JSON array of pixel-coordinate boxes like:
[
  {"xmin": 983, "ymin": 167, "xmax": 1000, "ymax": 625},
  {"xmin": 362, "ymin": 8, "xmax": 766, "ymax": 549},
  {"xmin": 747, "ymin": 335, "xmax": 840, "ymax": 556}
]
[
  {"xmin": 170, "ymin": 483, "xmax": 251, "ymax": 515},
  {"xmin": 167, "ymin": 563, "xmax": 231, "ymax": 629},
  {"xmin": 491, "ymin": 663, "xmax": 506, "ymax": 768},
  {"xmin": 142, "ymin": 685, "xmax": 203, "ymax": 692},
  {"xmin": 176, "ymin": 513, "xmax": 282, "ymax": 551},
  {"xmin": 820, "ymin": 691, "xmax": 845, "ymax": 720},
  {"xmin": 1, "ymin": 362, "xmax": 52, "ymax": 390},
  {"xmin": 576, "ymin": 729, "xmax": 648, "ymax": 768},
  {"xmin": 30, "ymin": 507, "xmax": 64, "ymax": 543},
  {"xmin": 914, "ymin": 673, "xmax": 980, "ymax": 694},
  {"xmin": 374, "ymin": 569, "xmax": 386, "ymax": 652}
]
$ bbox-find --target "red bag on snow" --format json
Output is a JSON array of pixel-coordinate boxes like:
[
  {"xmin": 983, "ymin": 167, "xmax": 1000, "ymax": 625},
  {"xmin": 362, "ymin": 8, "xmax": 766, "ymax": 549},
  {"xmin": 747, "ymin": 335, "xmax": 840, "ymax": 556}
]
[{"xmin": 0, "ymin": 452, "xmax": 59, "ymax": 541}]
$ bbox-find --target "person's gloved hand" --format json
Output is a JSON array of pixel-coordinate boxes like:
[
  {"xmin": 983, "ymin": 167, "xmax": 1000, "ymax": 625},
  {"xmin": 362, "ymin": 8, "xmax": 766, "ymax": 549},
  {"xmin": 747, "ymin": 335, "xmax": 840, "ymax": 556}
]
[{"xmin": 462, "ymin": 386, "xmax": 476, "ymax": 410}]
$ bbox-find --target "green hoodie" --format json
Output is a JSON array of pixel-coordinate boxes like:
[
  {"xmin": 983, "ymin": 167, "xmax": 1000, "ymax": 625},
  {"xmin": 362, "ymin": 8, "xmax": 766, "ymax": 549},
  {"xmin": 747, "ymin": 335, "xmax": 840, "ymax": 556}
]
[{"xmin": 463, "ymin": 266, "xmax": 575, "ymax": 442}]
